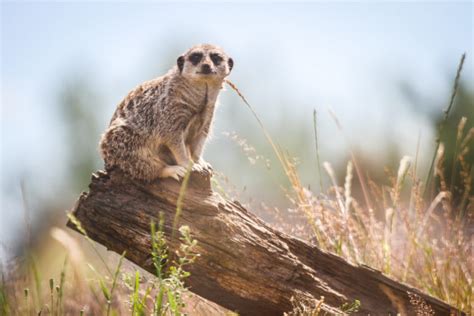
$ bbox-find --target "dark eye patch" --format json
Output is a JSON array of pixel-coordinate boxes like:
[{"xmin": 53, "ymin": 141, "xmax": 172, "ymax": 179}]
[
  {"xmin": 188, "ymin": 52, "xmax": 203, "ymax": 65},
  {"xmin": 210, "ymin": 53, "xmax": 223, "ymax": 65}
]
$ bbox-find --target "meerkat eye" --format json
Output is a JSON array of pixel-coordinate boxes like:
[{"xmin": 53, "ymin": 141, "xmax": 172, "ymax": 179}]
[
  {"xmin": 188, "ymin": 52, "xmax": 203, "ymax": 65},
  {"xmin": 210, "ymin": 53, "xmax": 223, "ymax": 65}
]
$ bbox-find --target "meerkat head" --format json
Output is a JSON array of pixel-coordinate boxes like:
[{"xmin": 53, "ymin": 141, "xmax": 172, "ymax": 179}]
[{"xmin": 177, "ymin": 44, "xmax": 233, "ymax": 83}]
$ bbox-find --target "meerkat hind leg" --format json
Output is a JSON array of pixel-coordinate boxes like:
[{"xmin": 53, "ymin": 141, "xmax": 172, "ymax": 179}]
[
  {"xmin": 167, "ymin": 136, "xmax": 192, "ymax": 167},
  {"xmin": 156, "ymin": 139, "xmax": 191, "ymax": 181},
  {"xmin": 101, "ymin": 126, "xmax": 166, "ymax": 182}
]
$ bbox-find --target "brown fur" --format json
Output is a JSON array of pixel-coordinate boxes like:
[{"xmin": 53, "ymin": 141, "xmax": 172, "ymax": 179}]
[{"xmin": 99, "ymin": 44, "xmax": 233, "ymax": 181}]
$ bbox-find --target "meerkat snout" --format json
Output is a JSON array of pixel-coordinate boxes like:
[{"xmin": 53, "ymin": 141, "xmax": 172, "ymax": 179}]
[{"xmin": 201, "ymin": 63, "xmax": 212, "ymax": 74}]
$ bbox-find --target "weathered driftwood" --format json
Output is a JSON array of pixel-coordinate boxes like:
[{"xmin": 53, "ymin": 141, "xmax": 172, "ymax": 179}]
[{"xmin": 67, "ymin": 168, "xmax": 460, "ymax": 316}]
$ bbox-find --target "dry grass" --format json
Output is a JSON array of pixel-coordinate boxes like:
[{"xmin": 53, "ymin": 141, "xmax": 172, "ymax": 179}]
[{"xmin": 224, "ymin": 69, "xmax": 473, "ymax": 315}]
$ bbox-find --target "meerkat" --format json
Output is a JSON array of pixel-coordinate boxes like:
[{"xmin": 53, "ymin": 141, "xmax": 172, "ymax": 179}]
[{"xmin": 99, "ymin": 44, "xmax": 234, "ymax": 181}]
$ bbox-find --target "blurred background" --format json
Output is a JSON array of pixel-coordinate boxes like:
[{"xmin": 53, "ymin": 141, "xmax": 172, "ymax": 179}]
[{"xmin": 1, "ymin": 2, "xmax": 473, "ymax": 262}]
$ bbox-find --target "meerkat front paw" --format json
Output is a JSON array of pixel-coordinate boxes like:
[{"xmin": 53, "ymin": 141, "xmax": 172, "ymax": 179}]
[
  {"xmin": 192, "ymin": 163, "xmax": 206, "ymax": 173},
  {"xmin": 191, "ymin": 163, "xmax": 203, "ymax": 172},
  {"xmin": 160, "ymin": 165, "xmax": 188, "ymax": 181},
  {"xmin": 192, "ymin": 159, "xmax": 212, "ymax": 173},
  {"xmin": 198, "ymin": 159, "xmax": 213, "ymax": 171}
]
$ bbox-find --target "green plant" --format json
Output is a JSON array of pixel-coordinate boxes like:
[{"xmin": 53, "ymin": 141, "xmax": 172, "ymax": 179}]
[
  {"xmin": 123, "ymin": 217, "xmax": 199, "ymax": 316},
  {"xmin": 340, "ymin": 299, "xmax": 361, "ymax": 314}
]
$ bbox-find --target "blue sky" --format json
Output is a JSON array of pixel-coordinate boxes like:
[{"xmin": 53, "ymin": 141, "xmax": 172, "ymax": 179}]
[{"xmin": 1, "ymin": 2, "xmax": 473, "ymax": 258}]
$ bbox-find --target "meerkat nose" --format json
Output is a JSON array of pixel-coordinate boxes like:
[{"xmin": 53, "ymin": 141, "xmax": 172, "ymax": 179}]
[{"xmin": 201, "ymin": 64, "xmax": 212, "ymax": 74}]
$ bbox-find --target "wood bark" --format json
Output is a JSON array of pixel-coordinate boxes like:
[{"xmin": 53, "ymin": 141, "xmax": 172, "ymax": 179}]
[{"xmin": 67, "ymin": 168, "xmax": 461, "ymax": 316}]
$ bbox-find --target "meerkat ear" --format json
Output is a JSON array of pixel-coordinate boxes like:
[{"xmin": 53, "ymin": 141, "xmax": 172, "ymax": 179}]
[
  {"xmin": 228, "ymin": 58, "xmax": 234, "ymax": 71},
  {"xmin": 177, "ymin": 56, "xmax": 185, "ymax": 73}
]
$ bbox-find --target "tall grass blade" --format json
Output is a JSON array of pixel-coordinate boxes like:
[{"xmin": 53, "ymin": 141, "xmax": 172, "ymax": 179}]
[
  {"xmin": 57, "ymin": 255, "xmax": 68, "ymax": 316},
  {"xmin": 0, "ymin": 269, "xmax": 9, "ymax": 316},
  {"xmin": 449, "ymin": 117, "xmax": 467, "ymax": 193},
  {"xmin": 67, "ymin": 212, "xmax": 113, "ymax": 276},
  {"xmin": 28, "ymin": 254, "xmax": 42, "ymax": 311},
  {"xmin": 132, "ymin": 271, "xmax": 141, "ymax": 316},
  {"xmin": 24, "ymin": 288, "xmax": 29, "ymax": 316},
  {"xmin": 327, "ymin": 109, "xmax": 373, "ymax": 211},
  {"xmin": 425, "ymin": 53, "xmax": 466, "ymax": 196},
  {"xmin": 106, "ymin": 251, "xmax": 126, "ymax": 316},
  {"xmin": 49, "ymin": 278, "xmax": 54, "ymax": 316},
  {"xmin": 313, "ymin": 109, "xmax": 324, "ymax": 191},
  {"xmin": 225, "ymin": 79, "xmax": 322, "ymax": 244},
  {"xmin": 172, "ymin": 162, "xmax": 193, "ymax": 239}
]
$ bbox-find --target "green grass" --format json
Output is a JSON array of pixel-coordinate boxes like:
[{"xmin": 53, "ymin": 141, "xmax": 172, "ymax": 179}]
[{"xmin": 0, "ymin": 217, "xmax": 200, "ymax": 315}]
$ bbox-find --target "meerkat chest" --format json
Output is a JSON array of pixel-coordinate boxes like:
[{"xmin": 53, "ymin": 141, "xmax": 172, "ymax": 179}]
[
  {"xmin": 186, "ymin": 99, "xmax": 216, "ymax": 139},
  {"xmin": 187, "ymin": 89, "xmax": 217, "ymax": 138},
  {"xmin": 191, "ymin": 85, "xmax": 218, "ymax": 118}
]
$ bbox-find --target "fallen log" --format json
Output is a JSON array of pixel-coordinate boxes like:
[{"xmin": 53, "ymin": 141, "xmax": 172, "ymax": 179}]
[{"xmin": 67, "ymin": 168, "xmax": 460, "ymax": 315}]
